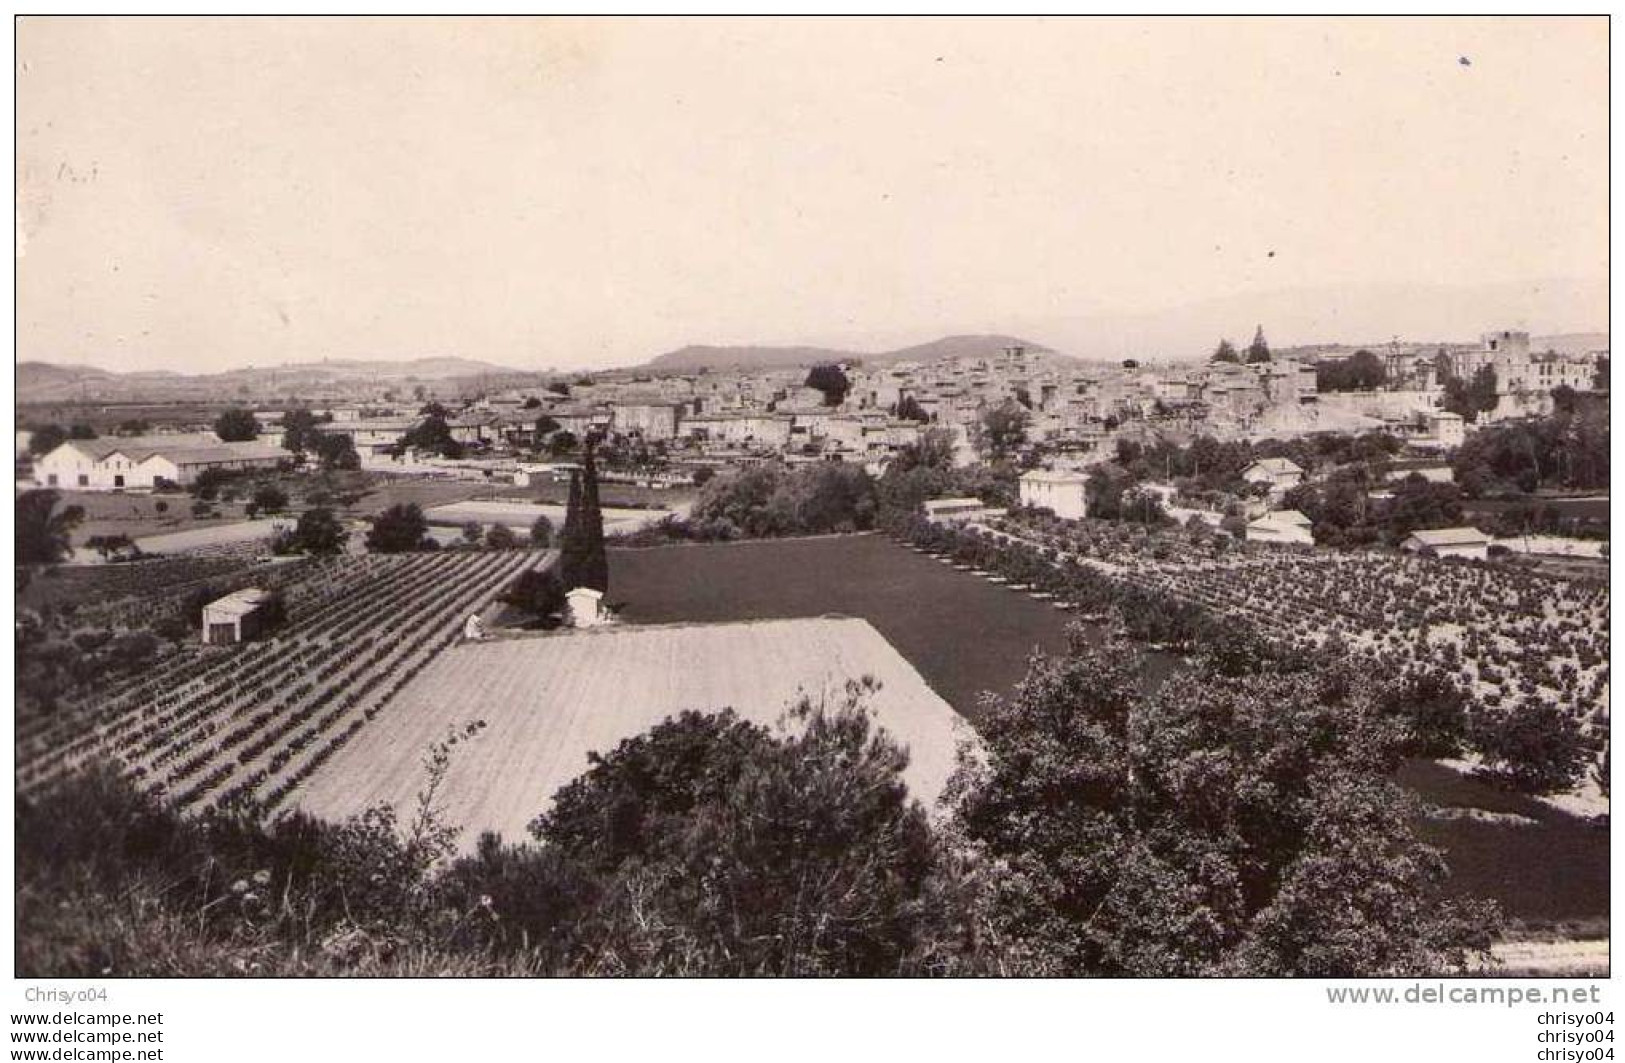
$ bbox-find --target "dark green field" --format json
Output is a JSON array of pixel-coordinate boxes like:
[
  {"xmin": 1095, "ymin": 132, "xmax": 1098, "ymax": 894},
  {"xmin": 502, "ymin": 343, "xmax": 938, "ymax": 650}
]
[
  {"xmin": 609, "ymin": 534, "xmax": 1608, "ymax": 926},
  {"xmin": 610, "ymin": 534, "xmax": 1116, "ymax": 720}
]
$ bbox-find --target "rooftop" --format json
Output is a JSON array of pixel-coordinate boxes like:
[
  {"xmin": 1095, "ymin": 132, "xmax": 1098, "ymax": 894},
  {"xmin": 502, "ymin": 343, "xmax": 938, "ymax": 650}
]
[
  {"xmin": 204, "ymin": 587, "xmax": 278, "ymax": 618},
  {"xmin": 1406, "ymin": 526, "xmax": 1490, "ymax": 546}
]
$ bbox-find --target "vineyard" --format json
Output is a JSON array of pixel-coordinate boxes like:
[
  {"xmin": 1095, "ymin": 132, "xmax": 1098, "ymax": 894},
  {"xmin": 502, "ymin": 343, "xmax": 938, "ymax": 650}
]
[{"xmin": 17, "ymin": 550, "xmax": 547, "ymax": 819}]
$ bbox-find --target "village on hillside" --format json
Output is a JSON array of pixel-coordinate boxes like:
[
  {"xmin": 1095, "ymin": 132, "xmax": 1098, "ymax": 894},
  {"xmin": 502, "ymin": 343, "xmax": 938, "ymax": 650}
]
[{"xmin": 11, "ymin": 16, "xmax": 1610, "ymax": 1013}]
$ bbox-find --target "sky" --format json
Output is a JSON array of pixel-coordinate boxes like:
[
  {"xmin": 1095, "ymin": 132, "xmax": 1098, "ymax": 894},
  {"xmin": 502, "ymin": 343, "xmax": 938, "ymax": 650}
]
[{"xmin": 15, "ymin": 16, "xmax": 1609, "ymax": 373}]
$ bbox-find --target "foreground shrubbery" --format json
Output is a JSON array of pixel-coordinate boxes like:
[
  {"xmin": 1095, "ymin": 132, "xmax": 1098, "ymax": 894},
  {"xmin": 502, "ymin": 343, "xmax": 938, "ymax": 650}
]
[
  {"xmin": 960, "ymin": 633, "xmax": 1499, "ymax": 976},
  {"xmin": 18, "ymin": 687, "xmax": 999, "ymax": 977},
  {"xmin": 20, "ymin": 647, "xmax": 1499, "ymax": 977}
]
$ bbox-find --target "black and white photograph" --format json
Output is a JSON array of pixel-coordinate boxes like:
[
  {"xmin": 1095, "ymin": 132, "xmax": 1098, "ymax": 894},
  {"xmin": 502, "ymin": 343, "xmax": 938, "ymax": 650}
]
[{"xmin": 7, "ymin": 12, "xmax": 1613, "ymax": 1058}]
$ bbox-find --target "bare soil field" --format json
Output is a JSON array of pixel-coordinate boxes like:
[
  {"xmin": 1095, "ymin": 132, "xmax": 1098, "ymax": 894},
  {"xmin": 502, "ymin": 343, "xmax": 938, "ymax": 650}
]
[
  {"xmin": 291, "ymin": 617, "xmax": 972, "ymax": 849},
  {"xmin": 423, "ymin": 499, "xmax": 676, "ymax": 534}
]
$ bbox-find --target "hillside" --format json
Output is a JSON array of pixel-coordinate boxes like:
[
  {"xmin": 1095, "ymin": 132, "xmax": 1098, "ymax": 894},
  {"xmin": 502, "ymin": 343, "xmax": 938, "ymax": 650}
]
[
  {"xmin": 17, "ymin": 361, "xmax": 115, "ymax": 394},
  {"xmin": 644, "ymin": 344, "xmax": 859, "ymax": 373},
  {"xmin": 642, "ymin": 333, "xmax": 1057, "ymax": 373},
  {"xmin": 1532, "ymin": 333, "xmax": 1610, "ymax": 356},
  {"xmin": 872, "ymin": 333, "xmax": 1055, "ymax": 366},
  {"xmin": 17, "ymin": 356, "xmax": 538, "ymax": 403}
]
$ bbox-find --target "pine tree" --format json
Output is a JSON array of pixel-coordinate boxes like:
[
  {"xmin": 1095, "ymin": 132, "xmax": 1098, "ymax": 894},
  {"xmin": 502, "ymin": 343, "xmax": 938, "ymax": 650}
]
[
  {"xmin": 579, "ymin": 441, "xmax": 610, "ymax": 593},
  {"xmin": 1212, "ymin": 338, "xmax": 1239, "ymax": 363}
]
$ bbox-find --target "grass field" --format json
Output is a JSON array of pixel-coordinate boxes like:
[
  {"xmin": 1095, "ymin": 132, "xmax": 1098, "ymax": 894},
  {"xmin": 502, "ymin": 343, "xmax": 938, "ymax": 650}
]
[
  {"xmin": 291, "ymin": 617, "xmax": 971, "ymax": 849},
  {"xmin": 606, "ymin": 534, "xmax": 1154, "ymax": 721},
  {"xmin": 1465, "ymin": 495, "xmax": 1610, "ymax": 521},
  {"xmin": 54, "ymin": 490, "xmax": 258, "ymax": 549}
]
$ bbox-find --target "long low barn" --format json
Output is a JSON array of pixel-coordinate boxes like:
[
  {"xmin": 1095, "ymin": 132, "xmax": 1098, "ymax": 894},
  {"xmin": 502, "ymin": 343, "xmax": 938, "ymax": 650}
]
[{"xmin": 32, "ymin": 435, "xmax": 287, "ymax": 490}]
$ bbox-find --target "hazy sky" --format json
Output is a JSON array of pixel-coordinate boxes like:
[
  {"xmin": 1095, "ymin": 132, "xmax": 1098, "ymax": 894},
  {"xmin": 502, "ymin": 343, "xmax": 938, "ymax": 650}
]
[{"xmin": 16, "ymin": 16, "xmax": 1609, "ymax": 372}]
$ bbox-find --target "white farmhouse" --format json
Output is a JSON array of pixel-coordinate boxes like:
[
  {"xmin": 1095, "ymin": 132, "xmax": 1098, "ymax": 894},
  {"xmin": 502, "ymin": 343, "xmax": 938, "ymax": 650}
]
[
  {"xmin": 1240, "ymin": 457, "xmax": 1305, "ymax": 493},
  {"xmin": 33, "ymin": 436, "xmax": 286, "ymax": 491},
  {"xmin": 1245, "ymin": 509, "xmax": 1314, "ymax": 547},
  {"xmin": 1401, "ymin": 526, "xmax": 1491, "ymax": 561},
  {"xmin": 1019, "ymin": 468, "xmax": 1090, "ymax": 520}
]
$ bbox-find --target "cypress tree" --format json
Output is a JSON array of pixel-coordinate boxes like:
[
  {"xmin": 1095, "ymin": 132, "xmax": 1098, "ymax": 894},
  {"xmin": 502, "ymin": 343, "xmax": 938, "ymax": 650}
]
[
  {"xmin": 559, "ymin": 467, "xmax": 586, "ymax": 588},
  {"xmin": 580, "ymin": 441, "xmax": 609, "ymax": 593},
  {"xmin": 1245, "ymin": 325, "xmax": 1271, "ymax": 364}
]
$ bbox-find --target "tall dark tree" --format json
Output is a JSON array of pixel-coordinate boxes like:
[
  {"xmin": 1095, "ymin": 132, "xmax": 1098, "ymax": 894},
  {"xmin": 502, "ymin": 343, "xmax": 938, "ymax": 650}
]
[
  {"xmin": 558, "ymin": 468, "xmax": 587, "ymax": 588},
  {"xmin": 213, "ymin": 408, "xmax": 260, "ymax": 442},
  {"xmin": 1211, "ymin": 338, "xmax": 1240, "ymax": 363},
  {"xmin": 577, "ymin": 442, "xmax": 610, "ymax": 593},
  {"xmin": 1245, "ymin": 325, "xmax": 1271, "ymax": 363},
  {"xmin": 17, "ymin": 489, "xmax": 86, "ymax": 565}
]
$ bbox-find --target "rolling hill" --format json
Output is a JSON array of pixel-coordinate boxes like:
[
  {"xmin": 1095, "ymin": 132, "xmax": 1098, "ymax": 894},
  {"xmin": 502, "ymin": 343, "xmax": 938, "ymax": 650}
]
[{"xmin": 16, "ymin": 356, "xmax": 539, "ymax": 403}]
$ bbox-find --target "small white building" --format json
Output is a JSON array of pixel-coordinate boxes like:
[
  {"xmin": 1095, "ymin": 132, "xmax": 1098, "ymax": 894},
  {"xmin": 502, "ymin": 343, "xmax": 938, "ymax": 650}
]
[
  {"xmin": 1402, "ymin": 526, "xmax": 1491, "ymax": 561},
  {"xmin": 1240, "ymin": 457, "xmax": 1305, "ymax": 493},
  {"xmin": 1019, "ymin": 469, "xmax": 1090, "ymax": 520},
  {"xmin": 1245, "ymin": 509, "xmax": 1314, "ymax": 547},
  {"xmin": 1428, "ymin": 411, "xmax": 1465, "ymax": 448},
  {"xmin": 567, "ymin": 587, "xmax": 606, "ymax": 628},
  {"xmin": 201, "ymin": 588, "xmax": 280, "ymax": 646}
]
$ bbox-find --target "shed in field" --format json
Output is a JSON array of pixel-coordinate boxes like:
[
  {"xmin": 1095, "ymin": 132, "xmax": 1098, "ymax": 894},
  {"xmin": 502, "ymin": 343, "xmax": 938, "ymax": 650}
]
[{"xmin": 201, "ymin": 588, "xmax": 281, "ymax": 646}]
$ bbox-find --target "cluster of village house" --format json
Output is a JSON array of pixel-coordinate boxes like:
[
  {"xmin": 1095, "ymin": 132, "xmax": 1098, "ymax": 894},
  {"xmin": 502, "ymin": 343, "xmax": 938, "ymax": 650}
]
[{"xmin": 25, "ymin": 330, "xmax": 1600, "ymax": 558}]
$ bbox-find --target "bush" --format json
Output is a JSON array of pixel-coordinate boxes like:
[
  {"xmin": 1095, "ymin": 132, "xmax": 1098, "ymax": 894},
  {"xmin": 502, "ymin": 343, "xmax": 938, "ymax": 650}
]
[
  {"xmin": 501, "ymin": 567, "xmax": 566, "ymax": 621},
  {"xmin": 1468, "ymin": 698, "xmax": 1590, "ymax": 794}
]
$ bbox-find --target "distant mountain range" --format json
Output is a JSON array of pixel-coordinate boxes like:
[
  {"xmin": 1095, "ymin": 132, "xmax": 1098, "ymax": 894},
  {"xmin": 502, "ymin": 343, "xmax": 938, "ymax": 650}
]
[
  {"xmin": 17, "ymin": 356, "xmax": 535, "ymax": 403},
  {"xmin": 18, "ymin": 287, "xmax": 1608, "ymax": 405},
  {"xmin": 641, "ymin": 334, "xmax": 1056, "ymax": 373}
]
